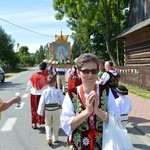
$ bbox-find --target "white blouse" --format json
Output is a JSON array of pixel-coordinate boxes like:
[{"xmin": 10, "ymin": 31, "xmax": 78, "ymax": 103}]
[{"xmin": 60, "ymin": 84, "xmax": 120, "ymax": 136}]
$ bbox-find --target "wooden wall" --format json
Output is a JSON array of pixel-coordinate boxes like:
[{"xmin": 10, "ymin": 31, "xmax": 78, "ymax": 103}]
[
  {"xmin": 124, "ymin": 26, "xmax": 150, "ymax": 66},
  {"xmin": 117, "ymin": 66, "xmax": 150, "ymax": 90}
]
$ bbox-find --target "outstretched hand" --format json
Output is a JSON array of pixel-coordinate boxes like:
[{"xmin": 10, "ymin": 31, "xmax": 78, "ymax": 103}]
[{"xmin": 12, "ymin": 96, "xmax": 21, "ymax": 104}]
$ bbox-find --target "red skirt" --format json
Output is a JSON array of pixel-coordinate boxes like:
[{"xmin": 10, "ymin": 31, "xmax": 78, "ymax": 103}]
[
  {"xmin": 68, "ymin": 76, "xmax": 82, "ymax": 91},
  {"xmin": 30, "ymin": 94, "xmax": 45, "ymax": 124}
]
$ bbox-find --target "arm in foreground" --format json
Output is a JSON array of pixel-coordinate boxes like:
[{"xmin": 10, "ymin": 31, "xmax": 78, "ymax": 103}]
[{"xmin": 0, "ymin": 96, "xmax": 21, "ymax": 112}]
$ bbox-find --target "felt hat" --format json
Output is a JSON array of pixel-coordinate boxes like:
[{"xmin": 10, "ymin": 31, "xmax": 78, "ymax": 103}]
[{"xmin": 116, "ymin": 85, "xmax": 128, "ymax": 95}]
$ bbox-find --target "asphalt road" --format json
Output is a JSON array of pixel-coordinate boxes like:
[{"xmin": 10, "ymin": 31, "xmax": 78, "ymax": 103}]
[{"xmin": 0, "ymin": 67, "xmax": 149, "ymax": 150}]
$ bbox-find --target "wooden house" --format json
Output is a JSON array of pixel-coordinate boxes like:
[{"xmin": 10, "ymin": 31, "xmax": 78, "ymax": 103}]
[{"xmin": 116, "ymin": 0, "xmax": 150, "ymax": 66}]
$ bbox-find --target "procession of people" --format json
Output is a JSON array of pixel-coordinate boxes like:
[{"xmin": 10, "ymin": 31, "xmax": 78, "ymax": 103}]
[
  {"xmin": 0, "ymin": 54, "xmax": 133, "ymax": 149},
  {"xmin": 22, "ymin": 53, "xmax": 133, "ymax": 149}
]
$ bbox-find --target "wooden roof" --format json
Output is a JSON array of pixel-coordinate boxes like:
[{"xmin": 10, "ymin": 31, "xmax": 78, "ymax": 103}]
[{"xmin": 116, "ymin": 18, "xmax": 150, "ymax": 41}]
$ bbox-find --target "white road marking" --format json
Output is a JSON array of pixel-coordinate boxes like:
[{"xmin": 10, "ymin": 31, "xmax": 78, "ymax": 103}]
[
  {"xmin": 22, "ymin": 93, "xmax": 29, "ymax": 98},
  {"xmin": 1, "ymin": 118, "xmax": 17, "ymax": 131},
  {"xmin": 15, "ymin": 102, "xmax": 25, "ymax": 109}
]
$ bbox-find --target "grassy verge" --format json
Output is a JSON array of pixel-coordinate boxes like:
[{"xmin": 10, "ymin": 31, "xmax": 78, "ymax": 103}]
[
  {"xmin": 120, "ymin": 82, "xmax": 150, "ymax": 99},
  {"xmin": 5, "ymin": 68, "xmax": 28, "ymax": 78}
]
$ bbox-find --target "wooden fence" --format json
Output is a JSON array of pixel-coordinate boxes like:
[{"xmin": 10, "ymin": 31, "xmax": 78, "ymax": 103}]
[{"xmin": 116, "ymin": 66, "xmax": 150, "ymax": 90}]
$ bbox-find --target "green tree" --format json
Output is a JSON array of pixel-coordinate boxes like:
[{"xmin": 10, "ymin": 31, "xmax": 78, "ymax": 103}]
[
  {"xmin": 43, "ymin": 43, "xmax": 50, "ymax": 60},
  {"xmin": 18, "ymin": 46, "xmax": 35, "ymax": 66},
  {"xmin": 35, "ymin": 45, "xmax": 45, "ymax": 64},
  {"xmin": 53, "ymin": 0, "xmax": 129, "ymax": 65},
  {"xmin": 0, "ymin": 26, "xmax": 20, "ymax": 68},
  {"xmin": 19, "ymin": 46, "xmax": 29, "ymax": 55}
]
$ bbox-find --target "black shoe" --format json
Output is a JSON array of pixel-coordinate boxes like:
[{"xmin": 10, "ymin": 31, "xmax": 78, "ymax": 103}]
[
  {"xmin": 32, "ymin": 124, "xmax": 37, "ymax": 129},
  {"xmin": 53, "ymin": 140, "xmax": 58, "ymax": 143},
  {"xmin": 63, "ymin": 92, "xmax": 66, "ymax": 95}
]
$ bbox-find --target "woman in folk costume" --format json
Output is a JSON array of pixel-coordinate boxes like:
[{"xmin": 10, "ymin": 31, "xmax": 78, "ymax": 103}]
[
  {"xmin": 27, "ymin": 62, "xmax": 48, "ymax": 129},
  {"xmin": 61, "ymin": 53, "xmax": 119, "ymax": 150},
  {"xmin": 68, "ymin": 57, "xmax": 82, "ymax": 92}
]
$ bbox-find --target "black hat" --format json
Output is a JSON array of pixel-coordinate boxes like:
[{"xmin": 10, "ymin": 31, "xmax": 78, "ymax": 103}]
[{"xmin": 116, "ymin": 85, "xmax": 128, "ymax": 95}]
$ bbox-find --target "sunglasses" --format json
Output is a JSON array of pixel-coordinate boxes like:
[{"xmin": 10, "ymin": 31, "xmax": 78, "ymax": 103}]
[{"xmin": 79, "ymin": 69, "xmax": 99, "ymax": 75}]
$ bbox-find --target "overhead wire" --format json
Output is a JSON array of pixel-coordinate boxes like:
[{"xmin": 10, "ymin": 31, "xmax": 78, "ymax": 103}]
[{"xmin": 0, "ymin": 17, "xmax": 55, "ymax": 38}]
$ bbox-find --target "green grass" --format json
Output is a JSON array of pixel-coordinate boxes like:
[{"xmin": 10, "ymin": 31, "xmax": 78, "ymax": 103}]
[
  {"xmin": 120, "ymin": 82, "xmax": 150, "ymax": 99},
  {"xmin": 7, "ymin": 68, "xmax": 28, "ymax": 73},
  {"xmin": 5, "ymin": 68, "xmax": 28, "ymax": 78}
]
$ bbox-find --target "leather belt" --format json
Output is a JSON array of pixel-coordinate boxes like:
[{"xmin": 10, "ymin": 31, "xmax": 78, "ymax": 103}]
[{"xmin": 45, "ymin": 103, "xmax": 61, "ymax": 111}]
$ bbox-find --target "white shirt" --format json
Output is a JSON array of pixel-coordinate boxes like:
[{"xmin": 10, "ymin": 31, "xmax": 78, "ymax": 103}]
[
  {"xmin": 99, "ymin": 70, "xmax": 118, "ymax": 85},
  {"xmin": 37, "ymin": 86, "xmax": 64, "ymax": 115},
  {"xmin": 47, "ymin": 65, "xmax": 56, "ymax": 75},
  {"xmin": 56, "ymin": 68, "xmax": 66, "ymax": 72},
  {"xmin": 60, "ymin": 84, "xmax": 120, "ymax": 136},
  {"xmin": 115, "ymin": 95, "xmax": 132, "ymax": 116},
  {"xmin": 26, "ymin": 80, "xmax": 48, "ymax": 95}
]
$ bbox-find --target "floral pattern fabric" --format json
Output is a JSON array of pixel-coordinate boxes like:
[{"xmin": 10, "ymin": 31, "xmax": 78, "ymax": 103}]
[{"xmin": 67, "ymin": 84, "xmax": 109, "ymax": 150}]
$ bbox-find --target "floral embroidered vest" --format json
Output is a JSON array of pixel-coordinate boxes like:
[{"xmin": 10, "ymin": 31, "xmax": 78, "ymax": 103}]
[{"xmin": 67, "ymin": 84, "xmax": 109, "ymax": 150}]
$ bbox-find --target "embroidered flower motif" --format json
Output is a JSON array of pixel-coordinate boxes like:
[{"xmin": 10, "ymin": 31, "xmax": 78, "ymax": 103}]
[
  {"xmin": 72, "ymin": 93, "xmax": 89, "ymax": 131},
  {"xmin": 95, "ymin": 116, "xmax": 103, "ymax": 129},
  {"xmin": 72, "ymin": 93, "xmax": 82, "ymax": 113},
  {"xmin": 78, "ymin": 119, "xmax": 89, "ymax": 131},
  {"xmin": 90, "ymin": 115, "xmax": 94, "ymax": 120},
  {"xmin": 82, "ymin": 137, "xmax": 90, "ymax": 146},
  {"xmin": 101, "ymin": 89, "xmax": 108, "ymax": 111},
  {"xmin": 89, "ymin": 115, "xmax": 95, "ymax": 128},
  {"xmin": 96, "ymin": 132, "xmax": 102, "ymax": 143},
  {"xmin": 73, "ymin": 132, "xmax": 81, "ymax": 146}
]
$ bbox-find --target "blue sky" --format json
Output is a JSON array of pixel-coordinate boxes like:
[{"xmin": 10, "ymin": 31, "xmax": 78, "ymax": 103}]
[{"xmin": 0, "ymin": 0, "xmax": 73, "ymax": 53}]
